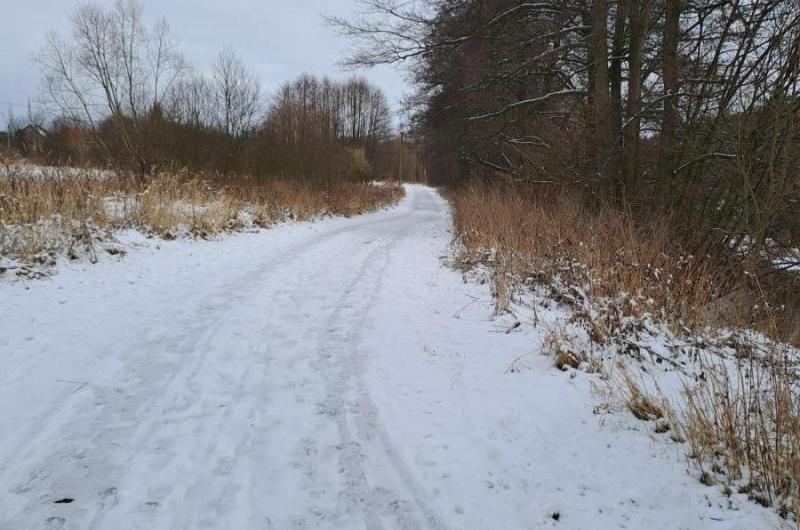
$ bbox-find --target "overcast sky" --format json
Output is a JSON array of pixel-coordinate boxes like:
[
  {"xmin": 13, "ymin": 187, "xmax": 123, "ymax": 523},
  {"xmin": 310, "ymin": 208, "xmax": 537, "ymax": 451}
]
[{"xmin": 0, "ymin": 0, "xmax": 409, "ymax": 128}]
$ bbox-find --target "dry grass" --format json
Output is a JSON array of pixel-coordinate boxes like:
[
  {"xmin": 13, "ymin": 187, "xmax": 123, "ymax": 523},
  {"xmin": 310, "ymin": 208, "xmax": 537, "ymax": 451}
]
[
  {"xmin": 448, "ymin": 180, "xmax": 798, "ymax": 344},
  {"xmin": 682, "ymin": 348, "xmax": 800, "ymax": 518},
  {"xmin": 543, "ymin": 325, "xmax": 587, "ymax": 371},
  {"xmin": 447, "ymin": 180, "xmax": 800, "ymax": 523},
  {"xmin": 448, "ymin": 181, "xmax": 717, "ymax": 325},
  {"xmin": 616, "ymin": 365, "xmax": 665, "ymax": 421},
  {"xmin": 0, "ymin": 165, "xmax": 404, "ymax": 271}
]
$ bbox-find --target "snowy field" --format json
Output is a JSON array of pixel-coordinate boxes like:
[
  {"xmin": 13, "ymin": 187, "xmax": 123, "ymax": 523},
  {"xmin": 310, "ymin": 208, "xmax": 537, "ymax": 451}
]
[{"xmin": 0, "ymin": 185, "xmax": 782, "ymax": 529}]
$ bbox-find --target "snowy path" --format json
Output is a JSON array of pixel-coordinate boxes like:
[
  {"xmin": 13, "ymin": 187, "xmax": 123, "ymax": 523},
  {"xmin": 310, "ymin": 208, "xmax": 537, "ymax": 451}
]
[{"xmin": 0, "ymin": 186, "xmax": 779, "ymax": 529}]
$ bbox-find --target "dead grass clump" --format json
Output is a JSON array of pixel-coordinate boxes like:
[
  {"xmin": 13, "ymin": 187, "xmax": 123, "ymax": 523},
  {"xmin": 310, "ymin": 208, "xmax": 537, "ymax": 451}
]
[
  {"xmin": 601, "ymin": 361, "xmax": 667, "ymax": 423},
  {"xmin": 543, "ymin": 325, "xmax": 587, "ymax": 371},
  {"xmin": 681, "ymin": 349, "xmax": 800, "ymax": 518},
  {"xmin": 448, "ymin": 180, "xmax": 713, "ymax": 323},
  {"xmin": 618, "ymin": 367, "xmax": 665, "ymax": 421},
  {"xmin": 239, "ymin": 178, "xmax": 405, "ymax": 220},
  {"xmin": 554, "ymin": 349, "xmax": 584, "ymax": 371}
]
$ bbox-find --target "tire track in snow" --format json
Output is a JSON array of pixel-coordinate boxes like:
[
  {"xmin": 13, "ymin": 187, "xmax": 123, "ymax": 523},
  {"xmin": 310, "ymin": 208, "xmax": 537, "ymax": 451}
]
[
  {"xmin": 314, "ymin": 200, "xmax": 450, "ymax": 530},
  {"xmin": 1, "ymin": 186, "xmax": 451, "ymax": 530},
  {"xmin": 0, "ymin": 197, "xmax": 422, "ymax": 494},
  {"xmin": 1, "ymin": 216, "xmax": 390, "ymax": 529},
  {"xmin": 79, "ymin": 234, "xmax": 382, "ymax": 530}
]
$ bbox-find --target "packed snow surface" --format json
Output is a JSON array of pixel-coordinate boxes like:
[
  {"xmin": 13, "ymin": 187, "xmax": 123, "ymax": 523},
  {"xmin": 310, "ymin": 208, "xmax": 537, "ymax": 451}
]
[{"xmin": 0, "ymin": 185, "xmax": 781, "ymax": 529}]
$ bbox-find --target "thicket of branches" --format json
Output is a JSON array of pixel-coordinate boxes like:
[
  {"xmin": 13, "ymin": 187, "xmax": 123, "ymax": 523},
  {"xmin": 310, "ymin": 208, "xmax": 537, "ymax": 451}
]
[
  {"xmin": 333, "ymin": 0, "xmax": 800, "ymax": 251},
  {"xmin": 33, "ymin": 0, "xmax": 399, "ymax": 182}
]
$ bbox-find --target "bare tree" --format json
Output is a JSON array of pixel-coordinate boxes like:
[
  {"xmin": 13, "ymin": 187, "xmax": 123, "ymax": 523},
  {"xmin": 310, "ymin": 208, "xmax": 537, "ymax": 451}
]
[
  {"xmin": 588, "ymin": 0, "xmax": 611, "ymax": 181},
  {"xmin": 149, "ymin": 19, "xmax": 187, "ymax": 106},
  {"xmin": 164, "ymin": 71, "xmax": 216, "ymax": 128},
  {"xmin": 263, "ymin": 73, "xmax": 393, "ymax": 180},
  {"xmin": 622, "ymin": 0, "xmax": 652, "ymax": 195},
  {"xmin": 212, "ymin": 47, "xmax": 263, "ymax": 138},
  {"xmin": 36, "ymin": 0, "xmax": 185, "ymax": 165},
  {"xmin": 657, "ymin": 0, "xmax": 681, "ymax": 194}
]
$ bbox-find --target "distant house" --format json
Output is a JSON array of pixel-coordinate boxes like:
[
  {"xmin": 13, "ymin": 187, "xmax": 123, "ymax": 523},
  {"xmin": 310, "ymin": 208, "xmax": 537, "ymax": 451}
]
[{"xmin": 17, "ymin": 124, "xmax": 48, "ymax": 153}]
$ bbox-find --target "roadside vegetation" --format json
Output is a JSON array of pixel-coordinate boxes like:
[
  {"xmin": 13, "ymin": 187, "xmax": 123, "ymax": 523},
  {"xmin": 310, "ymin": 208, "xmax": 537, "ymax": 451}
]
[
  {"xmin": 0, "ymin": 161, "xmax": 403, "ymax": 276},
  {"xmin": 448, "ymin": 182, "xmax": 799, "ymax": 520},
  {"xmin": 449, "ymin": 182, "xmax": 799, "ymax": 346}
]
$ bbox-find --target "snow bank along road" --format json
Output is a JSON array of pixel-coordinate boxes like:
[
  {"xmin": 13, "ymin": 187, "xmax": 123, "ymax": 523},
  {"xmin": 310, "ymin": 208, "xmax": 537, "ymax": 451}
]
[{"xmin": 0, "ymin": 185, "xmax": 778, "ymax": 529}]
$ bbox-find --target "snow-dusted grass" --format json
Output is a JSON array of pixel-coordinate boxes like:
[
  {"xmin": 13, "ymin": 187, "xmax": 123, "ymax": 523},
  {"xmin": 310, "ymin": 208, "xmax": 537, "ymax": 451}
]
[
  {"xmin": 0, "ymin": 163, "xmax": 404, "ymax": 278},
  {"xmin": 448, "ymin": 181, "xmax": 800, "ymax": 524}
]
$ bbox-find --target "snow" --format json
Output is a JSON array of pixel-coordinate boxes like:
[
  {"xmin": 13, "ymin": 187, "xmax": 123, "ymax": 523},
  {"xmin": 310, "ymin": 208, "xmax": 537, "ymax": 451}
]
[
  {"xmin": 0, "ymin": 185, "xmax": 783, "ymax": 529},
  {"xmin": 731, "ymin": 236, "xmax": 800, "ymax": 273},
  {"xmin": 769, "ymin": 246, "xmax": 800, "ymax": 272},
  {"xmin": 0, "ymin": 162, "xmax": 113, "ymax": 181}
]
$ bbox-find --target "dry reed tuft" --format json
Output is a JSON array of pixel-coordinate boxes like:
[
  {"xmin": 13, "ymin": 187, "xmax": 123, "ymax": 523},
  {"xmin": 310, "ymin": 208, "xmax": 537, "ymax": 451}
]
[
  {"xmin": 543, "ymin": 325, "xmax": 587, "ymax": 371},
  {"xmin": 682, "ymin": 348, "xmax": 800, "ymax": 518}
]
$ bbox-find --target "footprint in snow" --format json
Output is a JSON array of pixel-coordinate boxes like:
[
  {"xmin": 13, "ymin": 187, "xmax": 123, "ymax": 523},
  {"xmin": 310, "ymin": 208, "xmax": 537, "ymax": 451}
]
[
  {"xmin": 98, "ymin": 487, "xmax": 119, "ymax": 508},
  {"xmin": 46, "ymin": 516, "xmax": 66, "ymax": 529}
]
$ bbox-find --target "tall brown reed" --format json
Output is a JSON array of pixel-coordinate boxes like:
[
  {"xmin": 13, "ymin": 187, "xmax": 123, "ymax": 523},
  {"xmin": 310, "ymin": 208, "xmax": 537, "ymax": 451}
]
[{"xmin": 0, "ymin": 165, "xmax": 404, "ymax": 265}]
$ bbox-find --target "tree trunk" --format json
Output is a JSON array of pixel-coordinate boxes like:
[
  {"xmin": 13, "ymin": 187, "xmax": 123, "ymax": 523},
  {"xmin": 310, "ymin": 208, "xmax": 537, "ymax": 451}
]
[
  {"xmin": 589, "ymin": 0, "xmax": 611, "ymax": 186},
  {"xmin": 609, "ymin": 0, "xmax": 627, "ymax": 192},
  {"xmin": 623, "ymin": 0, "xmax": 651, "ymax": 198},
  {"xmin": 658, "ymin": 0, "xmax": 680, "ymax": 202}
]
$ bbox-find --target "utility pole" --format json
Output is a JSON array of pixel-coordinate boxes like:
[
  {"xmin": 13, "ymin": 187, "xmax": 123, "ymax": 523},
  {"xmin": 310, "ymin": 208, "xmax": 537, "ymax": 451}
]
[
  {"xmin": 412, "ymin": 138, "xmax": 418, "ymax": 183},
  {"xmin": 398, "ymin": 130, "xmax": 404, "ymax": 184},
  {"xmin": 6, "ymin": 104, "xmax": 13, "ymax": 151}
]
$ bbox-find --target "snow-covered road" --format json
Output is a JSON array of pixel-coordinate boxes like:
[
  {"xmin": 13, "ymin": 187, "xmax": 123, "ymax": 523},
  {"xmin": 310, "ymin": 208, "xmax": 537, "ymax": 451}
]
[{"xmin": 0, "ymin": 185, "xmax": 779, "ymax": 529}]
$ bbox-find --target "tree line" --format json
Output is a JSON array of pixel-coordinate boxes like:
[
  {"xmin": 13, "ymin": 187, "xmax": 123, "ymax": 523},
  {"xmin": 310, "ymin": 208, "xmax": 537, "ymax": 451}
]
[
  {"xmin": 334, "ymin": 0, "xmax": 800, "ymax": 250},
  {"xmin": 32, "ymin": 0, "xmax": 400, "ymax": 182}
]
